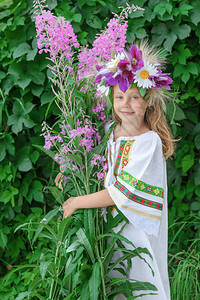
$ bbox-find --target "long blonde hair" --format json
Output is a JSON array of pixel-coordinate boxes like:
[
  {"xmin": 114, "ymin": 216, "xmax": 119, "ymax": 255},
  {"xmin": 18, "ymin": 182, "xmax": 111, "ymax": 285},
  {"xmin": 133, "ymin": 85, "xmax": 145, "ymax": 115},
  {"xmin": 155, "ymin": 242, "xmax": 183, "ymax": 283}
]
[{"xmin": 144, "ymin": 89, "xmax": 175, "ymax": 159}]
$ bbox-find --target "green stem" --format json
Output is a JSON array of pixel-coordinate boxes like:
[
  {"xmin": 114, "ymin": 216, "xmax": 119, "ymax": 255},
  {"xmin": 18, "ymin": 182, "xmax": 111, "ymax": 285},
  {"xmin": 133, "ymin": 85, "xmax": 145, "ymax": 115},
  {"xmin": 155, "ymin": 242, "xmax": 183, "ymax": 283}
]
[
  {"xmin": 49, "ymin": 243, "xmax": 60, "ymax": 299},
  {"xmin": 95, "ymin": 208, "xmax": 107, "ymax": 298}
]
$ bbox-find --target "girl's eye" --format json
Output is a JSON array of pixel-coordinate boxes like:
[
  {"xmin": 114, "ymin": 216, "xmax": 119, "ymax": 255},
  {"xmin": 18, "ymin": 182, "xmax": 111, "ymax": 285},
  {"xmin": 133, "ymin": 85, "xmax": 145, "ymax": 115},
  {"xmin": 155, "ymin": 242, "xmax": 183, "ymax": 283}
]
[
  {"xmin": 131, "ymin": 96, "xmax": 138, "ymax": 100},
  {"xmin": 116, "ymin": 96, "xmax": 122, "ymax": 100}
]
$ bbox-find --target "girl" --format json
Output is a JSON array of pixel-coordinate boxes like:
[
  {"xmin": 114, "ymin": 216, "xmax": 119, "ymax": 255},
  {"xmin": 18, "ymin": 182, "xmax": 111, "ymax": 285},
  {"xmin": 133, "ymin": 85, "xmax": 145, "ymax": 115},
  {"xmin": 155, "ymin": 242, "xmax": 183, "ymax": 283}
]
[{"xmin": 62, "ymin": 41, "xmax": 174, "ymax": 299}]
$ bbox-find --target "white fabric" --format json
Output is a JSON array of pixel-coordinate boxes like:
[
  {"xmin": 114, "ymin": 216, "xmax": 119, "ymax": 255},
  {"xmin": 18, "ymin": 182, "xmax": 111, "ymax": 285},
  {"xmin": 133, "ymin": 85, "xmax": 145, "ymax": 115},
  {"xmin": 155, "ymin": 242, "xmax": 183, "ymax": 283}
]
[{"xmin": 104, "ymin": 123, "xmax": 171, "ymax": 299}]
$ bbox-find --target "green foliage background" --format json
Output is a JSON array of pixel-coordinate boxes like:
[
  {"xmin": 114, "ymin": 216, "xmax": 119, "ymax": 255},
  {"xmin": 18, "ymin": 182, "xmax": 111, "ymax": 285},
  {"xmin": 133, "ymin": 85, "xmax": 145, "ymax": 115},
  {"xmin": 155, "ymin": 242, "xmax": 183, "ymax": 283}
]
[{"xmin": 0, "ymin": 0, "xmax": 200, "ymax": 297}]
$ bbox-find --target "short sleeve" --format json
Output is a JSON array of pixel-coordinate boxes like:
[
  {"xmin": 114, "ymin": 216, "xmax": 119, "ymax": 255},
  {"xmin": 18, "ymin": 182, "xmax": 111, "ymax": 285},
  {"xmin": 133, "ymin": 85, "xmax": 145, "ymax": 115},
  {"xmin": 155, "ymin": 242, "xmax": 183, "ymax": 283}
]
[{"xmin": 107, "ymin": 132, "xmax": 166, "ymax": 236}]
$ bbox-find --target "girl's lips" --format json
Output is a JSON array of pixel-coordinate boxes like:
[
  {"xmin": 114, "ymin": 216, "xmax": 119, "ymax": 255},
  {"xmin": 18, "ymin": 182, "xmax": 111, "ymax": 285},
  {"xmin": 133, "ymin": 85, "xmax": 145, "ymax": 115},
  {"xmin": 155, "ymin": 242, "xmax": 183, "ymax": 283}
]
[{"xmin": 121, "ymin": 112, "xmax": 133, "ymax": 114}]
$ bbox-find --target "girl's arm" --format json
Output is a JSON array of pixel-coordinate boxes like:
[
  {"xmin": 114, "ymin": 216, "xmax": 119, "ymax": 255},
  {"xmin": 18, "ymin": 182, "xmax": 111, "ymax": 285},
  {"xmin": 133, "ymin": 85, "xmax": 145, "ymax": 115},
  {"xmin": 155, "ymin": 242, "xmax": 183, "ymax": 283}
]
[{"xmin": 62, "ymin": 189, "xmax": 114, "ymax": 218}]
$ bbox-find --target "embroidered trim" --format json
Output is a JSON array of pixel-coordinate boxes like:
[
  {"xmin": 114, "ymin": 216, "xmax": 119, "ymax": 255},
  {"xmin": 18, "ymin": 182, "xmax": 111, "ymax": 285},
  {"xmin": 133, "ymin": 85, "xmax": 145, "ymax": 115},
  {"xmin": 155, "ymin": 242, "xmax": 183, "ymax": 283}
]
[
  {"xmin": 114, "ymin": 140, "xmax": 126, "ymax": 177},
  {"xmin": 119, "ymin": 170, "xmax": 164, "ymax": 198},
  {"xmin": 121, "ymin": 140, "xmax": 135, "ymax": 170},
  {"xmin": 114, "ymin": 180, "xmax": 163, "ymax": 211},
  {"xmin": 108, "ymin": 186, "xmax": 161, "ymax": 220}
]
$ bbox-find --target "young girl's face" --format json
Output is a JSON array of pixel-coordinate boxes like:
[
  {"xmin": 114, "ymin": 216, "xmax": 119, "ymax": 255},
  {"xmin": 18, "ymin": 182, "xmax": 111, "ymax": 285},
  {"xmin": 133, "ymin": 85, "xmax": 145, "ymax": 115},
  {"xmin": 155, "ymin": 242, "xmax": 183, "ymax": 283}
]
[{"xmin": 113, "ymin": 85, "xmax": 147, "ymax": 124}]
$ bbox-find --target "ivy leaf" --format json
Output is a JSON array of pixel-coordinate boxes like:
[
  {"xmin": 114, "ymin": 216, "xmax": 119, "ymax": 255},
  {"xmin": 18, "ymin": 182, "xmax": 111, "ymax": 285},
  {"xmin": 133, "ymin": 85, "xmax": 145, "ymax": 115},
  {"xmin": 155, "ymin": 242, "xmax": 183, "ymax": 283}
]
[
  {"xmin": 144, "ymin": 7, "xmax": 155, "ymax": 22},
  {"xmin": 86, "ymin": 15, "xmax": 102, "ymax": 29},
  {"xmin": 27, "ymin": 67, "xmax": 46, "ymax": 85},
  {"xmin": 178, "ymin": 3, "xmax": 193, "ymax": 16},
  {"xmin": 26, "ymin": 180, "xmax": 44, "ymax": 204},
  {"xmin": 182, "ymin": 154, "xmax": 194, "ymax": 173},
  {"xmin": 151, "ymin": 23, "xmax": 176, "ymax": 52},
  {"xmin": 0, "ymin": 134, "xmax": 15, "ymax": 161},
  {"xmin": 127, "ymin": 18, "xmax": 145, "ymax": 43},
  {"xmin": 173, "ymin": 62, "xmax": 198, "ymax": 83},
  {"xmin": 194, "ymin": 133, "xmax": 200, "ymax": 150},
  {"xmin": 7, "ymin": 100, "xmax": 35, "ymax": 134},
  {"xmin": 171, "ymin": 44, "xmax": 192, "ymax": 65},
  {"xmin": 73, "ymin": 13, "xmax": 82, "ymax": 23},
  {"xmin": 18, "ymin": 157, "xmax": 32, "ymax": 172},
  {"xmin": 190, "ymin": 1, "xmax": 200, "ymax": 25},
  {"xmin": 154, "ymin": 2, "xmax": 173, "ymax": 17},
  {"xmin": 13, "ymin": 42, "xmax": 31, "ymax": 59},
  {"xmin": 26, "ymin": 48, "xmax": 38, "ymax": 61},
  {"xmin": 151, "ymin": 21, "xmax": 191, "ymax": 52}
]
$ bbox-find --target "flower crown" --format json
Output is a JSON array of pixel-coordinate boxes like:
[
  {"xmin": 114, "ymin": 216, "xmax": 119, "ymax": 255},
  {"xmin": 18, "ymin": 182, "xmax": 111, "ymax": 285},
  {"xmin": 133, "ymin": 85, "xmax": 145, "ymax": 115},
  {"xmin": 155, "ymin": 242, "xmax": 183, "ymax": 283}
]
[{"xmin": 94, "ymin": 44, "xmax": 173, "ymax": 97}]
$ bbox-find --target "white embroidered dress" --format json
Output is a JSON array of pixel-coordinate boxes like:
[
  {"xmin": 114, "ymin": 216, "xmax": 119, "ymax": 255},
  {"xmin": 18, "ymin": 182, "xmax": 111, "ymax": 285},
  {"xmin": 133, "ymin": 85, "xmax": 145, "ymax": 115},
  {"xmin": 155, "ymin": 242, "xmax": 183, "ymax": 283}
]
[{"xmin": 104, "ymin": 124, "xmax": 171, "ymax": 299}]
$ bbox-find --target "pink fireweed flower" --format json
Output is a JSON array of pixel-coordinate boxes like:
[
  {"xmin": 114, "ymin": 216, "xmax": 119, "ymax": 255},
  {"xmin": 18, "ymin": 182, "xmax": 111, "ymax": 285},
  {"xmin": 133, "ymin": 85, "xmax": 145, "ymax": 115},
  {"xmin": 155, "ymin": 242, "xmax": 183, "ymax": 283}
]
[
  {"xmin": 35, "ymin": 10, "xmax": 79, "ymax": 62},
  {"xmin": 92, "ymin": 101, "xmax": 106, "ymax": 121},
  {"xmin": 97, "ymin": 172, "xmax": 105, "ymax": 179},
  {"xmin": 60, "ymin": 129, "xmax": 65, "ymax": 135},
  {"xmin": 72, "ymin": 164, "xmax": 77, "ymax": 171},
  {"xmin": 54, "ymin": 153, "xmax": 60, "ymax": 161},
  {"xmin": 78, "ymin": 18, "xmax": 128, "ymax": 79},
  {"xmin": 69, "ymin": 123, "xmax": 101, "ymax": 152}
]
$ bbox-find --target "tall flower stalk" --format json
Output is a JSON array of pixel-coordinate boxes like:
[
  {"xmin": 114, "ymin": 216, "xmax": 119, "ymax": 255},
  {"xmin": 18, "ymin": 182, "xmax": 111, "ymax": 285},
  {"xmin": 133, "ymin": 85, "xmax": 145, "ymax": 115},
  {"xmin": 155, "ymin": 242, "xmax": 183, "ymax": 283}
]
[{"xmin": 12, "ymin": 1, "xmax": 158, "ymax": 299}]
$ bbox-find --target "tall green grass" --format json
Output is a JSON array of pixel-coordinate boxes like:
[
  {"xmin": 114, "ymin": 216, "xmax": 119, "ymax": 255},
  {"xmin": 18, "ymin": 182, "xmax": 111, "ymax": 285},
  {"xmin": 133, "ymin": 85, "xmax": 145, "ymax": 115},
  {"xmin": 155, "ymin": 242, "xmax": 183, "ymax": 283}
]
[{"xmin": 168, "ymin": 215, "xmax": 200, "ymax": 300}]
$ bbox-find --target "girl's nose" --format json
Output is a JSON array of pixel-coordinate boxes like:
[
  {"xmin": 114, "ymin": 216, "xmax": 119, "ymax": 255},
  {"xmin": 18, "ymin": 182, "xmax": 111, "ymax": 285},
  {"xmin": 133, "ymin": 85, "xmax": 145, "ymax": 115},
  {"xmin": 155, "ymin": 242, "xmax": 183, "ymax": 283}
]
[{"xmin": 122, "ymin": 97, "xmax": 130, "ymax": 106}]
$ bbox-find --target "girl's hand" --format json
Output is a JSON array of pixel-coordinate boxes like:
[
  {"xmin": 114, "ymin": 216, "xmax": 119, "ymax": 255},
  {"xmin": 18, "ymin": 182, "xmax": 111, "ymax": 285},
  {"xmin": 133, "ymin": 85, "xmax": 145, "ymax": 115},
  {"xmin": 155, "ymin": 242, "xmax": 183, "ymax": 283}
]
[
  {"xmin": 55, "ymin": 166, "xmax": 65, "ymax": 190},
  {"xmin": 62, "ymin": 197, "xmax": 77, "ymax": 218}
]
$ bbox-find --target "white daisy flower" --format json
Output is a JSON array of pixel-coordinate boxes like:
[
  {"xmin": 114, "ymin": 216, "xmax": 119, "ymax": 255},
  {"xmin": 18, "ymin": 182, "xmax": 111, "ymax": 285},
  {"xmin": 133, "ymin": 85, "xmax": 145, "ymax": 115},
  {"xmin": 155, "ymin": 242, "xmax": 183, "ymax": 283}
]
[
  {"xmin": 106, "ymin": 53, "xmax": 126, "ymax": 71},
  {"xmin": 134, "ymin": 61, "xmax": 158, "ymax": 89},
  {"xmin": 97, "ymin": 84, "xmax": 110, "ymax": 96}
]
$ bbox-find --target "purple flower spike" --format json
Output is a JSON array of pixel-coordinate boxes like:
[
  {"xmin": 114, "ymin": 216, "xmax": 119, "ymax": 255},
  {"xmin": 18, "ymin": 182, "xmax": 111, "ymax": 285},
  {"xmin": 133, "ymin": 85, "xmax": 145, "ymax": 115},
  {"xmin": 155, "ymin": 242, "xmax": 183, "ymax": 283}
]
[{"xmin": 130, "ymin": 44, "xmax": 144, "ymax": 72}]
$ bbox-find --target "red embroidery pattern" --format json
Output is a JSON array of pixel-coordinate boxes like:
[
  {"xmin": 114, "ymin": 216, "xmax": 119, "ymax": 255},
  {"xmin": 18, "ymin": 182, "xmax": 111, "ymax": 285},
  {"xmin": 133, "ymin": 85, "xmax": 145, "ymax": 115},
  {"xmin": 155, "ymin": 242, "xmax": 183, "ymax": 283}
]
[
  {"xmin": 121, "ymin": 140, "xmax": 135, "ymax": 169},
  {"xmin": 114, "ymin": 180, "xmax": 163, "ymax": 211},
  {"xmin": 114, "ymin": 140, "xmax": 126, "ymax": 177}
]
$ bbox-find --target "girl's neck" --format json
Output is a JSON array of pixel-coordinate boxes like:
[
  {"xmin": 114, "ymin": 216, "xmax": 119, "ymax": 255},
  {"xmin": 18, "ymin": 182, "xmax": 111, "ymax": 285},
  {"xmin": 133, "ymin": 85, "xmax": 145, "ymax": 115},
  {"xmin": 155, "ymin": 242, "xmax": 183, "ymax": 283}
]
[{"xmin": 114, "ymin": 120, "xmax": 150, "ymax": 140}]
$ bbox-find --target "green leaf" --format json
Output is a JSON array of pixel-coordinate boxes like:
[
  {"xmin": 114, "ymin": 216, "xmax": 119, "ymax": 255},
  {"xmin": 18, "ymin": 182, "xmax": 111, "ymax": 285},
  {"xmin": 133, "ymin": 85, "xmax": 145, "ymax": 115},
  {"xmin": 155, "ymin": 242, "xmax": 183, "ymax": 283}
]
[
  {"xmin": 178, "ymin": 3, "xmax": 193, "ymax": 16},
  {"xmin": 30, "ymin": 150, "xmax": 40, "ymax": 164},
  {"xmin": 76, "ymin": 228, "xmax": 95, "ymax": 263},
  {"xmin": 0, "ymin": 230, "xmax": 7, "ymax": 248},
  {"xmin": 32, "ymin": 208, "xmax": 59, "ymax": 244},
  {"xmin": 139, "ymin": 87, "xmax": 146, "ymax": 97},
  {"xmin": 0, "ymin": 134, "xmax": 15, "ymax": 161},
  {"xmin": 73, "ymin": 13, "xmax": 82, "ymax": 23},
  {"xmin": 47, "ymin": 186, "xmax": 64, "ymax": 205},
  {"xmin": 13, "ymin": 42, "xmax": 31, "ymax": 59},
  {"xmin": 182, "ymin": 154, "xmax": 194, "ymax": 173},
  {"xmin": 86, "ymin": 15, "xmax": 102, "ymax": 29},
  {"xmin": 89, "ymin": 262, "xmax": 100, "ymax": 300},
  {"xmin": 3, "ymin": 190, "xmax": 11, "ymax": 204},
  {"xmin": 84, "ymin": 209, "xmax": 95, "ymax": 246},
  {"xmin": 195, "ymin": 133, "xmax": 200, "ymax": 150},
  {"xmin": 40, "ymin": 261, "xmax": 51, "ymax": 280},
  {"xmin": 190, "ymin": 1, "xmax": 200, "ymax": 25},
  {"xmin": 26, "ymin": 48, "xmax": 38, "ymax": 61},
  {"xmin": 154, "ymin": 3, "xmax": 172, "ymax": 17},
  {"xmin": 18, "ymin": 157, "xmax": 32, "ymax": 172},
  {"xmin": 191, "ymin": 201, "xmax": 200, "ymax": 211},
  {"xmin": 58, "ymin": 217, "xmax": 72, "ymax": 242},
  {"xmin": 41, "ymin": 91, "xmax": 54, "ymax": 105},
  {"xmin": 16, "ymin": 291, "xmax": 31, "ymax": 300}
]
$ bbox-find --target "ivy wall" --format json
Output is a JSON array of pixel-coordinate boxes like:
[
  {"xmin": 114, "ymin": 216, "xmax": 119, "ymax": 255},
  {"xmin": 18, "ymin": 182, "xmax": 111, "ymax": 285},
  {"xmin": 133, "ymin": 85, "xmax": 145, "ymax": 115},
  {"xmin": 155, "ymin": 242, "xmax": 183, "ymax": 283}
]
[{"xmin": 0, "ymin": 0, "xmax": 200, "ymax": 286}]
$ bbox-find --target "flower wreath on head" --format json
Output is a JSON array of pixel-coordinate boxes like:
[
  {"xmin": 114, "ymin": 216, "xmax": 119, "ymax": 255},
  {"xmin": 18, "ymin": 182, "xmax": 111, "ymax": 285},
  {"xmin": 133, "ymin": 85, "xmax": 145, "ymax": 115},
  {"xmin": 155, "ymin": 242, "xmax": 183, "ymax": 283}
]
[{"xmin": 94, "ymin": 43, "xmax": 173, "ymax": 98}]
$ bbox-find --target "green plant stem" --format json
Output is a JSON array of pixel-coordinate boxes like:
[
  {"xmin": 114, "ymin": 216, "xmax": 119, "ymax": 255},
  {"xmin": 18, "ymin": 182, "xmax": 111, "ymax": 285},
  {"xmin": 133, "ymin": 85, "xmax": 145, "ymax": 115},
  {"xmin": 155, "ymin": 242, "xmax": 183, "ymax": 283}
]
[
  {"xmin": 49, "ymin": 243, "xmax": 60, "ymax": 299},
  {"xmin": 95, "ymin": 208, "xmax": 107, "ymax": 299}
]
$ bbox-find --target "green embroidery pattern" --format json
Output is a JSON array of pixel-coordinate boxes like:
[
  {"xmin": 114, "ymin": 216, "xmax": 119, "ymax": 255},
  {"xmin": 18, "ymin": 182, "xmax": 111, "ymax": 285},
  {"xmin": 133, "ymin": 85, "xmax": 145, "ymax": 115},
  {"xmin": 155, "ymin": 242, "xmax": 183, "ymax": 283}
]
[
  {"xmin": 118, "ymin": 170, "xmax": 164, "ymax": 198},
  {"xmin": 114, "ymin": 180, "xmax": 163, "ymax": 210}
]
